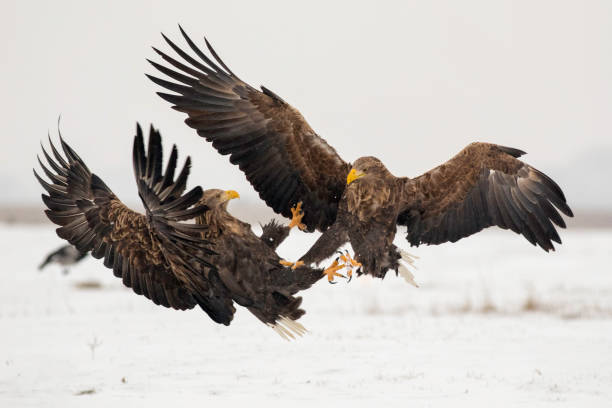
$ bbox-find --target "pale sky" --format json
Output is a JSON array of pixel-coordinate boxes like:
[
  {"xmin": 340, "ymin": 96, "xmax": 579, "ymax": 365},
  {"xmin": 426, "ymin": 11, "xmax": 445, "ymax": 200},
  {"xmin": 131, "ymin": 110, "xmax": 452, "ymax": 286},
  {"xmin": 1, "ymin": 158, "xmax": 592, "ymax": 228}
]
[{"xmin": 3, "ymin": 1, "xmax": 611, "ymax": 211}]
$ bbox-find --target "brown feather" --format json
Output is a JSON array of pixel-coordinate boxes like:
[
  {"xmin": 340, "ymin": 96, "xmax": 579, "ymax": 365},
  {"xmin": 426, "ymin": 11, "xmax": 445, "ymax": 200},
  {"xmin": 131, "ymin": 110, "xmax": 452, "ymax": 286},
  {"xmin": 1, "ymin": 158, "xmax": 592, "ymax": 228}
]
[
  {"xmin": 148, "ymin": 29, "xmax": 351, "ymax": 231},
  {"xmin": 195, "ymin": 188, "xmax": 324, "ymax": 328},
  {"xmin": 147, "ymin": 30, "xmax": 574, "ymax": 279},
  {"xmin": 37, "ymin": 125, "xmax": 325, "ymax": 334},
  {"xmin": 399, "ymin": 142, "xmax": 573, "ymax": 251},
  {"xmin": 36, "ymin": 126, "xmax": 235, "ymax": 324}
]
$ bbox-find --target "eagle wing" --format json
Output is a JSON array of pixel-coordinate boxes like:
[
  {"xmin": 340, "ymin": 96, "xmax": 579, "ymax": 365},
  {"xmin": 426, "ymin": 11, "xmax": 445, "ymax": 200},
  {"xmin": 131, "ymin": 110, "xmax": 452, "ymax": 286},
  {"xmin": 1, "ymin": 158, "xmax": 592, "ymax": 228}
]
[
  {"xmin": 147, "ymin": 27, "xmax": 350, "ymax": 231},
  {"xmin": 35, "ymin": 125, "xmax": 234, "ymax": 323},
  {"xmin": 398, "ymin": 142, "xmax": 573, "ymax": 251}
]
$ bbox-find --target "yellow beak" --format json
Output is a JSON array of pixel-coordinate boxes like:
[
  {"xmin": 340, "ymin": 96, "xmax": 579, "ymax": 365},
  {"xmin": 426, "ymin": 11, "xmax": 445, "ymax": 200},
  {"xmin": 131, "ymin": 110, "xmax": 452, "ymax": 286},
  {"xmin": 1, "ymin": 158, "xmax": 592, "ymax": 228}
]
[
  {"xmin": 224, "ymin": 190, "xmax": 240, "ymax": 201},
  {"xmin": 346, "ymin": 169, "xmax": 365, "ymax": 185}
]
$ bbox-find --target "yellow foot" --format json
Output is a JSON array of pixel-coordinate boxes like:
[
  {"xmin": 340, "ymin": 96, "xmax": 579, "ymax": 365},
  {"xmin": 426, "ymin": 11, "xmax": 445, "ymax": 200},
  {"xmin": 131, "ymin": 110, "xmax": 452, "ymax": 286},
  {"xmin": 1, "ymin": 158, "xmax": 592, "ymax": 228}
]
[
  {"xmin": 280, "ymin": 260, "xmax": 305, "ymax": 270},
  {"xmin": 288, "ymin": 201, "xmax": 307, "ymax": 231},
  {"xmin": 323, "ymin": 259, "xmax": 346, "ymax": 284},
  {"xmin": 338, "ymin": 250, "xmax": 362, "ymax": 282}
]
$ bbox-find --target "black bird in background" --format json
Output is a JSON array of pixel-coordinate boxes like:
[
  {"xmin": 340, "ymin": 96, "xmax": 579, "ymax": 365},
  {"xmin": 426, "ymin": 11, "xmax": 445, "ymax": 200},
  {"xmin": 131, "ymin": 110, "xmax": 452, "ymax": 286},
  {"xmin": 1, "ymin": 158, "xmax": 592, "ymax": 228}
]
[{"xmin": 38, "ymin": 244, "xmax": 88, "ymax": 274}]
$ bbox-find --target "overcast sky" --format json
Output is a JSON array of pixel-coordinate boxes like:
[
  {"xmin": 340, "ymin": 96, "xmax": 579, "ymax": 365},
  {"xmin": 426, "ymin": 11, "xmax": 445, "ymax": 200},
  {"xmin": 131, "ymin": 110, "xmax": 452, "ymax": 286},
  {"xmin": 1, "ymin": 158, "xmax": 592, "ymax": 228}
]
[{"xmin": 3, "ymin": 1, "xmax": 611, "ymax": 211}]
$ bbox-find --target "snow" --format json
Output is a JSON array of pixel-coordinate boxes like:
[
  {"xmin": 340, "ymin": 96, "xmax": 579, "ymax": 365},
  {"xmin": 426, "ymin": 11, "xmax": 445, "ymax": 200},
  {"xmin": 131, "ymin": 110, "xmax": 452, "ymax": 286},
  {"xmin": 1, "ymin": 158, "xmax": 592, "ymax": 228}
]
[{"xmin": 1, "ymin": 224, "xmax": 611, "ymax": 407}]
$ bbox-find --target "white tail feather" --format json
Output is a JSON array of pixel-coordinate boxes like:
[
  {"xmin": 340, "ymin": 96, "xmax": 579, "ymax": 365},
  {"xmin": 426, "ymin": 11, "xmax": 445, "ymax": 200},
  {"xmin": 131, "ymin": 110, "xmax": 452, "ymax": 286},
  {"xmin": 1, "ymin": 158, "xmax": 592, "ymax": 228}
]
[
  {"xmin": 398, "ymin": 264, "xmax": 419, "ymax": 288},
  {"xmin": 399, "ymin": 249, "xmax": 419, "ymax": 268},
  {"xmin": 268, "ymin": 316, "xmax": 308, "ymax": 340},
  {"xmin": 279, "ymin": 316, "xmax": 307, "ymax": 336}
]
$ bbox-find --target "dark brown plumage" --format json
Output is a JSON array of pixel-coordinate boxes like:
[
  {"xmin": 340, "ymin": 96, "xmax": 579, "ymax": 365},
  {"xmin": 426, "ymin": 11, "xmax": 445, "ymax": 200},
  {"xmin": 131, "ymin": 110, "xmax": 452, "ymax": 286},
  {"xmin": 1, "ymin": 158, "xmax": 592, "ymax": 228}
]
[
  {"xmin": 148, "ymin": 29, "xmax": 573, "ymax": 280},
  {"xmin": 299, "ymin": 157, "xmax": 408, "ymax": 279},
  {"xmin": 35, "ymin": 125, "xmax": 229, "ymax": 319},
  {"xmin": 195, "ymin": 189, "xmax": 323, "ymax": 337},
  {"xmin": 259, "ymin": 219, "xmax": 291, "ymax": 251},
  {"xmin": 397, "ymin": 143, "xmax": 573, "ymax": 251},
  {"xmin": 36, "ymin": 124, "xmax": 323, "ymax": 337},
  {"xmin": 146, "ymin": 26, "xmax": 350, "ymax": 232}
]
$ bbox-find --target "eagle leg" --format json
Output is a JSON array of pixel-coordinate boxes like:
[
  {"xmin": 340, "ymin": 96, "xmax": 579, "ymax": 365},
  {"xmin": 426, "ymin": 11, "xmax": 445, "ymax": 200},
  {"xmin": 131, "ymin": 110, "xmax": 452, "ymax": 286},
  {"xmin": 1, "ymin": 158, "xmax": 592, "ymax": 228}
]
[
  {"xmin": 279, "ymin": 259, "xmax": 305, "ymax": 270},
  {"xmin": 323, "ymin": 258, "xmax": 346, "ymax": 284},
  {"xmin": 288, "ymin": 201, "xmax": 307, "ymax": 231},
  {"xmin": 338, "ymin": 250, "xmax": 362, "ymax": 282}
]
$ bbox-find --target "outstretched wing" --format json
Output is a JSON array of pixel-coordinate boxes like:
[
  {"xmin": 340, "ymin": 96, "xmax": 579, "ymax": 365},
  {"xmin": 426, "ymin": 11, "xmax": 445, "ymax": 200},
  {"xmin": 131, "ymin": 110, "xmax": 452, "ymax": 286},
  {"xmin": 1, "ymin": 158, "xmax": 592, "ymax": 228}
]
[
  {"xmin": 147, "ymin": 27, "xmax": 351, "ymax": 232},
  {"xmin": 398, "ymin": 142, "xmax": 573, "ymax": 251},
  {"xmin": 35, "ymin": 126, "xmax": 234, "ymax": 324}
]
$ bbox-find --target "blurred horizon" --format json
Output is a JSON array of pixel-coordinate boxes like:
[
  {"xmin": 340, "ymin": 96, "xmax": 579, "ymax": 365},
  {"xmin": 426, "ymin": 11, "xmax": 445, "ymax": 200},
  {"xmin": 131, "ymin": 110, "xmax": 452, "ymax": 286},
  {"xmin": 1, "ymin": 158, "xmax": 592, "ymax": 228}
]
[
  {"xmin": 2, "ymin": 203, "xmax": 610, "ymax": 230},
  {"xmin": 3, "ymin": 1, "xmax": 611, "ymax": 213}
]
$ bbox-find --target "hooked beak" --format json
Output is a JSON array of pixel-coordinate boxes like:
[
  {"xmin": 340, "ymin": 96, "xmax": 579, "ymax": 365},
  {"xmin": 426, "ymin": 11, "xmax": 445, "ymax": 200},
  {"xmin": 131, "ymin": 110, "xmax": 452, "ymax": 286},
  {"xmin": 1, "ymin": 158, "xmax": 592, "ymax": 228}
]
[
  {"xmin": 224, "ymin": 190, "xmax": 240, "ymax": 201},
  {"xmin": 346, "ymin": 169, "xmax": 365, "ymax": 185}
]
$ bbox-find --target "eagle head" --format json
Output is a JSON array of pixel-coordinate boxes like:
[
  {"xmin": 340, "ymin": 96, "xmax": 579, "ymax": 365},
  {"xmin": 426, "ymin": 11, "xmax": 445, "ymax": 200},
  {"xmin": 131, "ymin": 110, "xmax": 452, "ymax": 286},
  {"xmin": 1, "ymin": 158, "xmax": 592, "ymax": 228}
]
[
  {"xmin": 347, "ymin": 156, "xmax": 390, "ymax": 185},
  {"xmin": 200, "ymin": 188, "xmax": 240, "ymax": 210}
]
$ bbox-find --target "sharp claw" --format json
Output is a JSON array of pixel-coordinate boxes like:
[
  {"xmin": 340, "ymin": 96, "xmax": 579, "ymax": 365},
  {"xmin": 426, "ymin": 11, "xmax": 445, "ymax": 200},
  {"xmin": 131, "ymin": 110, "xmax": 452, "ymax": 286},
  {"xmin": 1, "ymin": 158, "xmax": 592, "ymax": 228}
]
[
  {"xmin": 323, "ymin": 258, "xmax": 348, "ymax": 283},
  {"xmin": 337, "ymin": 251, "xmax": 361, "ymax": 281}
]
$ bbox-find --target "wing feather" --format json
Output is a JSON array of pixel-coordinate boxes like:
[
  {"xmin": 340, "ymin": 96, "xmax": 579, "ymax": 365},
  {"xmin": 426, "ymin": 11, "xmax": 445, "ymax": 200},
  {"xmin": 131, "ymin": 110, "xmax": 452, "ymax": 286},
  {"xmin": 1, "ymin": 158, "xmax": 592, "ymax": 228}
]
[
  {"xmin": 36, "ymin": 125, "xmax": 235, "ymax": 324},
  {"xmin": 147, "ymin": 28, "xmax": 350, "ymax": 231},
  {"xmin": 399, "ymin": 142, "xmax": 573, "ymax": 251}
]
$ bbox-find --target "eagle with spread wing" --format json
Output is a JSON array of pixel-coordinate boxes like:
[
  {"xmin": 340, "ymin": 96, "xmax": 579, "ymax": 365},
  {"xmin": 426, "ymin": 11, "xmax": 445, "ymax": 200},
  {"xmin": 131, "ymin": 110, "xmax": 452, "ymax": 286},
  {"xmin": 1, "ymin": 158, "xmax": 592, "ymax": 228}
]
[
  {"xmin": 148, "ymin": 28, "xmax": 573, "ymax": 281},
  {"xmin": 35, "ymin": 125, "xmax": 322, "ymax": 338}
]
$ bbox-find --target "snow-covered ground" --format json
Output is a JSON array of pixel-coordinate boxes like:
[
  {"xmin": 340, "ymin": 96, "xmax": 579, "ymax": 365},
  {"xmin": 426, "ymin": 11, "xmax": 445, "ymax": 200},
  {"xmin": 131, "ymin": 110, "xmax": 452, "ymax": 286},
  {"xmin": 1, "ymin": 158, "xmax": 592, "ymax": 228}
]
[{"xmin": 1, "ymin": 224, "xmax": 611, "ymax": 407}]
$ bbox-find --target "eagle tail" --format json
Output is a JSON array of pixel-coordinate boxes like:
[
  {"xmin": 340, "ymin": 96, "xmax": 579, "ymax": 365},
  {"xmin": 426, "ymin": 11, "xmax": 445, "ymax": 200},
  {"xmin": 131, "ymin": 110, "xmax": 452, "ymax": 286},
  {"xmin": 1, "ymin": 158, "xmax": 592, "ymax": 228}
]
[
  {"xmin": 398, "ymin": 264, "xmax": 419, "ymax": 288},
  {"xmin": 397, "ymin": 248, "xmax": 419, "ymax": 287},
  {"xmin": 267, "ymin": 315, "xmax": 308, "ymax": 341},
  {"xmin": 249, "ymin": 292, "xmax": 309, "ymax": 340}
]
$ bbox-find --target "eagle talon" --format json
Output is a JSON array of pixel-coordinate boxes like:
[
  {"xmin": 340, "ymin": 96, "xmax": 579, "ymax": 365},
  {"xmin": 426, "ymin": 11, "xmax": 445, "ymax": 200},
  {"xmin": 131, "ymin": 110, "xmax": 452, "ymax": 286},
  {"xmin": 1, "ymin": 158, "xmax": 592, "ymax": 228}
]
[
  {"xmin": 289, "ymin": 201, "xmax": 307, "ymax": 231},
  {"xmin": 279, "ymin": 259, "xmax": 305, "ymax": 270},
  {"xmin": 323, "ymin": 258, "xmax": 346, "ymax": 284},
  {"xmin": 339, "ymin": 250, "xmax": 361, "ymax": 282}
]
